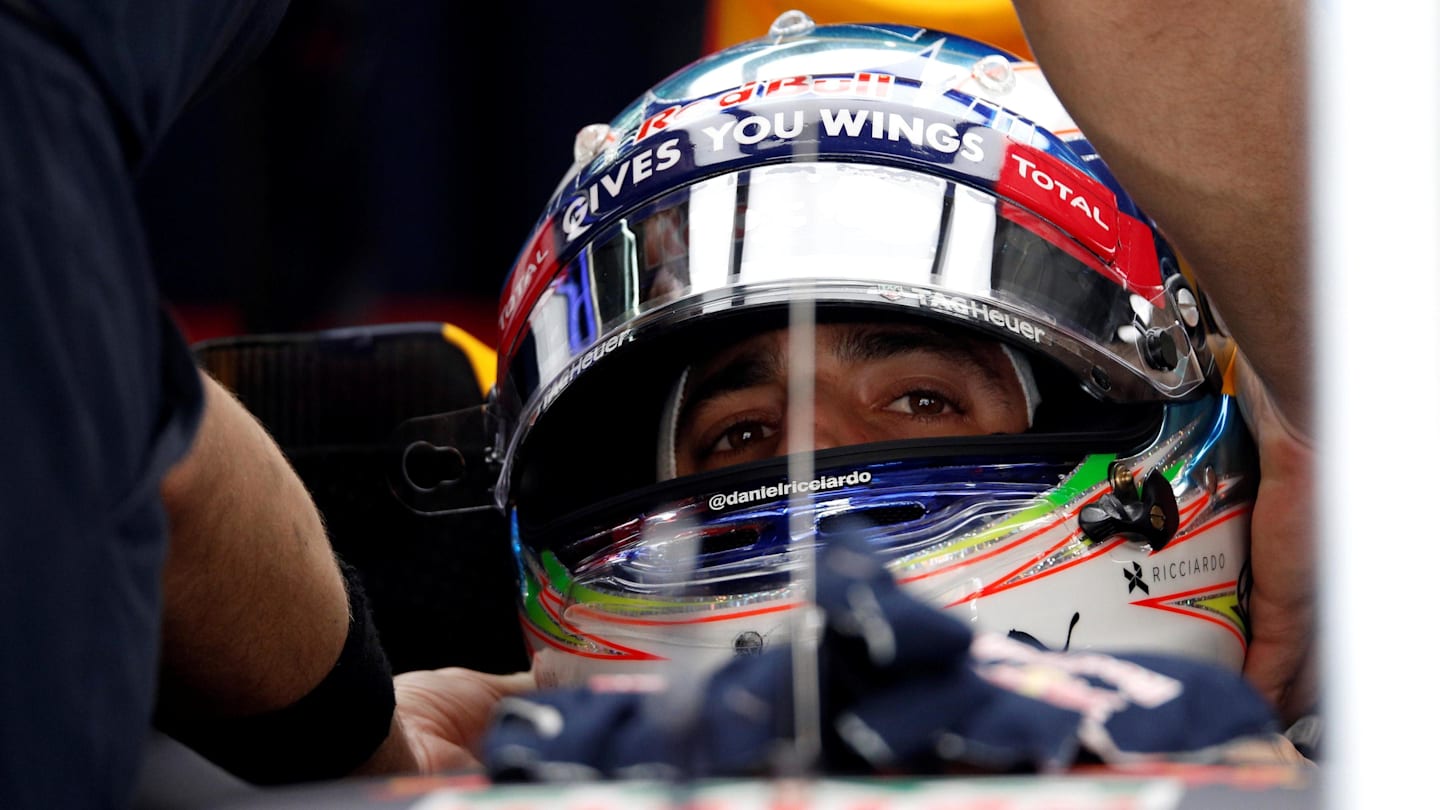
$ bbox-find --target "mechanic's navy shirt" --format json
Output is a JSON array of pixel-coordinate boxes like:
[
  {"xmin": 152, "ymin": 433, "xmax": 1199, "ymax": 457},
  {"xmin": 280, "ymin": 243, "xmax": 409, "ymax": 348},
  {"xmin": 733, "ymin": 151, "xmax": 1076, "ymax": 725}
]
[
  {"xmin": 25, "ymin": 0, "xmax": 289, "ymax": 156},
  {"xmin": 0, "ymin": 1, "xmax": 286, "ymax": 806}
]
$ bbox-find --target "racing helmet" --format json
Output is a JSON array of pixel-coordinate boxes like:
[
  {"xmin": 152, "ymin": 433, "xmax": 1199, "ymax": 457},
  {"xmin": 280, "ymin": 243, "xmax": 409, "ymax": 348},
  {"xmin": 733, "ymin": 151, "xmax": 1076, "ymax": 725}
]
[{"xmin": 489, "ymin": 12, "xmax": 1257, "ymax": 688}]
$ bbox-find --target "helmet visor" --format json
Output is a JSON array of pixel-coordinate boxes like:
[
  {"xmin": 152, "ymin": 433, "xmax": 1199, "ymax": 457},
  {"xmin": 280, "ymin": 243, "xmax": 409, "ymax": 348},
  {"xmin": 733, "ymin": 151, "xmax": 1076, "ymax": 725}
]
[{"xmin": 494, "ymin": 161, "xmax": 1212, "ymax": 502}]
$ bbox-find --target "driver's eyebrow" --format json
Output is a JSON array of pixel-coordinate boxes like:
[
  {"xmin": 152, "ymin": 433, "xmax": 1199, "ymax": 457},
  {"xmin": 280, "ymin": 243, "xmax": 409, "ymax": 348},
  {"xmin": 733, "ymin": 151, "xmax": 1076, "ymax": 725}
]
[
  {"xmin": 835, "ymin": 325, "xmax": 1001, "ymax": 377},
  {"xmin": 681, "ymin": 344, "xmax": 785, "ymax": 418},
  {"xmin": 680, "ymin": 325, "xmax": 1007, "ymax": 424}
]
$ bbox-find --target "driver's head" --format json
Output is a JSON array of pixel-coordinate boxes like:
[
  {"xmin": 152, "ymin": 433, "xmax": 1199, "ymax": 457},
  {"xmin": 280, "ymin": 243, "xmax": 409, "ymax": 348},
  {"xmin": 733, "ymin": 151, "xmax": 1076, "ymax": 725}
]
[{"xmin": 488, "ymin": 15, "xmax": 1256, "ymax": 688}]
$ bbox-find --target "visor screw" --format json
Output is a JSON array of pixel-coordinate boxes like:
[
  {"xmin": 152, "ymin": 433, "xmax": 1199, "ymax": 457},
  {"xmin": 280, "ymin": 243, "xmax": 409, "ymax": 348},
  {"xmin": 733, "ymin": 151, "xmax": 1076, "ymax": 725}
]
[
  {"xmin": 1090, "ymin": 366, "xmax": 1111, "ymax": 391},
  {"xmin": 973, "ymin": 55, "xmax": 1018, "ymax": 94},
  {"xmin": 1175, "ymin": 287, "xmax": 1202, "ymax": 329},
  {"xmin": 769, "ymin": 10, "xmax": 815, "ymax": 40},
  {"xmin": 1149, "ymin": 504, "xmax": 1167, "ymax": 530},
  {"xmin": 572, "ymin": 123, "xmax": 614, "ymax": 166},
  {"xmin": 1142, "ymin": 328, "xmax": 1179, "ymax": 371},
  {"xmin": 1202, "ymin": 466, "xmax": 1218, "ymax": 496},
  {"xmin": 734, "ymin": 630, "xmax": 765, "ymax": 656},
  {"xmin": 1109, "ymin": 462, "xmax": 1138, "ymax": 500}
]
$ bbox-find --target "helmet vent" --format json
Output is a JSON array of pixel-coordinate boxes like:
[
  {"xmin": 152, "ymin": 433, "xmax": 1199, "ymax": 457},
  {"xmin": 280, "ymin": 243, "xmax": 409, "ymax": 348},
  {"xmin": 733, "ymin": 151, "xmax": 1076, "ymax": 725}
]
[
  {"xmin": 818, "ymin": 503, "xmax": 927, "ymax": 534},
  {"xmin": 699, "ymin": 528, "xmax": 760, "ymax": 557}
]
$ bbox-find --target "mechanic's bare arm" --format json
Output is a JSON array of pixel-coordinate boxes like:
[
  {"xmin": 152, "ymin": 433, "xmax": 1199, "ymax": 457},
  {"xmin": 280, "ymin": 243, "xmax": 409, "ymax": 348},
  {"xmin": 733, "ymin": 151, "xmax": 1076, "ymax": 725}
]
[
  {"xmin": 155, "ymin": 372, "xmax": 532, "ymax": 776},
  {"xmin": 1010, "ymin": 2, "xmax": 1317, "ymax": 723},
  {"xmin": 1011, "ymin": 0, "xmax": 1311, "ymax": 436},
  {"xmin": 156, "ymin": 372, "xmax": 421, "ymax": 773}
]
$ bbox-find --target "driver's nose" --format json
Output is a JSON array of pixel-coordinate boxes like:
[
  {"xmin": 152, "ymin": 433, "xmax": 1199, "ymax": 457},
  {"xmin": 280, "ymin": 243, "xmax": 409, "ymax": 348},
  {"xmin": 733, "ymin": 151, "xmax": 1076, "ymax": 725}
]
[{"xmin": 791, "ymin": 399, "xmax": 875, "ymax": 453}]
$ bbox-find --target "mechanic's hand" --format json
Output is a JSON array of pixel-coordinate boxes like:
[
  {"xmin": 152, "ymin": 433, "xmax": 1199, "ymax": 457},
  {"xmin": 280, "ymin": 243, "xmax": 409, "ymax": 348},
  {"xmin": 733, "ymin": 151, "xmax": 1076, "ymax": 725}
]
[
  {"xmin": 1232, "ymin": 350, "xmax": 1318, "ymax": 725},
  {"xmin": 357, "ymin": 668, "xmax": 535, "ymax": 776},
  {"xmin": 1213, "ymin": 733, "xmax": 1315, "ymax": 767}
]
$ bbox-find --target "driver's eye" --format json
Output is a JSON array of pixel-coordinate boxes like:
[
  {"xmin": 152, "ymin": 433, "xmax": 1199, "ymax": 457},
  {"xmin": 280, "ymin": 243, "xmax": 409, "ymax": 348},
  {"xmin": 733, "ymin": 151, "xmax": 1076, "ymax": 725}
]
[
  {"xmin": 887, "ymin": 391, "xmax": 953, "ymax": 416},
  {"xmin": 715, "ymin": 421, "xmax": 776, "ymax": 452}
]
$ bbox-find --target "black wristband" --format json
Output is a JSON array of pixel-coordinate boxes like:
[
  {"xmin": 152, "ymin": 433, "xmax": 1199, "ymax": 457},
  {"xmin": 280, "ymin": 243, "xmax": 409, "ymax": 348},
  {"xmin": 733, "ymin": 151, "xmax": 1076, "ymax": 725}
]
[{"xmin": 159, "ymin": 562, "xmax": 397, "ymax": 785}]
